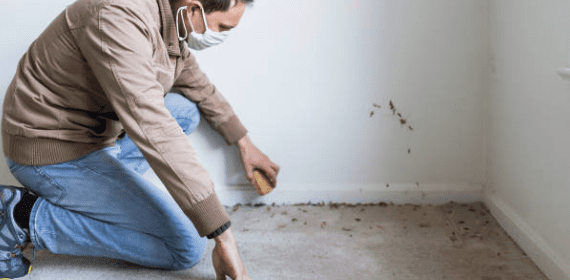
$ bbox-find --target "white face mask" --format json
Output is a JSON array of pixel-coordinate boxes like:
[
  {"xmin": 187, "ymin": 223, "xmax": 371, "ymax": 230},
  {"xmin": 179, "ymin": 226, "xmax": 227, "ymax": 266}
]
[{"xmin": 176, "ymin": 6, "xmax": 231, "ymax": 51}]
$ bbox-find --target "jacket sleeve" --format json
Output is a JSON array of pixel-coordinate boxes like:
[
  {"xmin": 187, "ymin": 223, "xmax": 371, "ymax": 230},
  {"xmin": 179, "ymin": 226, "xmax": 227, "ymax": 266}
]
[
  {"xmin": 72, "ymin": 3, "xmax": 229, "ymax": 237},
  {"xmin": 172, "ymin": 48, "xmax": 248, "ymax": 145}
]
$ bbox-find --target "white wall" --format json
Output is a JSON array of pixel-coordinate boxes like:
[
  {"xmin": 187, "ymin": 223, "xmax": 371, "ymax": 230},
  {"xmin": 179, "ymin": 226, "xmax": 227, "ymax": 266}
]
[
  {"xmin": 190, "ymin": 0, "xmax": 489, "ymax": 204},
  {"xmin": 486, "ymin": 0, "xmax": 570, "ymax": 279},
  {"xmin": 0, "ymin": 1, "xmax": 489, "ymax": 205}
]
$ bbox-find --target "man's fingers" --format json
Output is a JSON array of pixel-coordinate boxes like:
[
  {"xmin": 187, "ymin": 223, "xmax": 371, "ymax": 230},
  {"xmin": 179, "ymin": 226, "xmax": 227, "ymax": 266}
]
[{"xmin": 261, "ymin": 167, "xmax": 278, "ymax": 188}]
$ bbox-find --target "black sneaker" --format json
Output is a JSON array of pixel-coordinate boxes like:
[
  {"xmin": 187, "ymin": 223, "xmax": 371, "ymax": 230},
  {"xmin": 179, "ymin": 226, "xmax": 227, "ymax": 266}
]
[{"xmin": 0, "ymin": 185, "xmax": 32, "ymax": 279}]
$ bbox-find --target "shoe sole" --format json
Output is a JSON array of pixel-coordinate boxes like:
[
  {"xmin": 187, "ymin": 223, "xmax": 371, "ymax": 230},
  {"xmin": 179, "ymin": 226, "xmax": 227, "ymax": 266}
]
[{"xmin": 0, "ymin": 186, "xmax": 32, "ymax": 279}]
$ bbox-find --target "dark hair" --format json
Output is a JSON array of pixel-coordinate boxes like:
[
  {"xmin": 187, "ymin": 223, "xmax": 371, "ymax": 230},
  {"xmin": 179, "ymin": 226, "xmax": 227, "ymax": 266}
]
[{"xmin": 172, "ymin": 0, "xmax": 254, "ymax": 13}]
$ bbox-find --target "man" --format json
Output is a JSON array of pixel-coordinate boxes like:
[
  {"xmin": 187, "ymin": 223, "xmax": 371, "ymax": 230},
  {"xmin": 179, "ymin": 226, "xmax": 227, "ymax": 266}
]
[{"xmin": 0, "ymin": 0, "xmax": 279, "ymax": 279}]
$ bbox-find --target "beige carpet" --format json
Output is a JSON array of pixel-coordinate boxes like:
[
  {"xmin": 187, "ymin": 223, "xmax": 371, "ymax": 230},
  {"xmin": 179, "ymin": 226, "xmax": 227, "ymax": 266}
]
[{"xmin": 20, "ymin": 202, "xmax": 547, "ymax": 280}]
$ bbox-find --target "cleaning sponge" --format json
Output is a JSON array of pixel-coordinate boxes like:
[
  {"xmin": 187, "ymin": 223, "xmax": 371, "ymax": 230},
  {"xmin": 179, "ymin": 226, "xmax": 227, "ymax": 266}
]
[{"xmin": 253, "ymin": 169, "xmax": 274, "ymax": 196}]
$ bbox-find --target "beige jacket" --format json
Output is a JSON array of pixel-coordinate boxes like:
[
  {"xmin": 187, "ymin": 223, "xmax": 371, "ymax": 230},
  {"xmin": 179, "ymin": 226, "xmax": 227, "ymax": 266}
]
[{"xmin": 1, "ymin": 0, "xmax": 247, "ymax": 236}]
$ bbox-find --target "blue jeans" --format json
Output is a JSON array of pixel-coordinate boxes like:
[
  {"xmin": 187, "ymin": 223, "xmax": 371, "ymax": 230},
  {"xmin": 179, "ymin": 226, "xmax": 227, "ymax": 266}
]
[{"xmin": 5, "ymin": 92, "xmax": 206, "ymax": 270}]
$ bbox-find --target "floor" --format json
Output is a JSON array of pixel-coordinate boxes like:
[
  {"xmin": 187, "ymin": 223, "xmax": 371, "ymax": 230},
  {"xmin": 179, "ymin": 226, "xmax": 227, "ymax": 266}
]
[{"xmin": 20, "ymin": 202, "xmax": 548, "ymax": 280}]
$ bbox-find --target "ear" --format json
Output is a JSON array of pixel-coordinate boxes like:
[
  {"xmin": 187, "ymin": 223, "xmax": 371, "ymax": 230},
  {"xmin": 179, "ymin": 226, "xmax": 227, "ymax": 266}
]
[{"xmin": 187, "ymin": 0, "xmax": 203, "ymax": 14}]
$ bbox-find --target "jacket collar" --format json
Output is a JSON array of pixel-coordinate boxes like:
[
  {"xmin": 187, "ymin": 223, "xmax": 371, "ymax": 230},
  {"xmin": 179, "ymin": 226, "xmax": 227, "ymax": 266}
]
[{"xmin": 157, "ymin": 0, "xmax": 182, "ymax": 57}]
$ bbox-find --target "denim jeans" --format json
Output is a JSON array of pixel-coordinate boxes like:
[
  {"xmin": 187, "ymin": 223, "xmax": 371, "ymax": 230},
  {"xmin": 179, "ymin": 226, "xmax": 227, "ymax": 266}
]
[{"xmin": 5, "ymin": 92, "xmax": 207, "ymax": 270}]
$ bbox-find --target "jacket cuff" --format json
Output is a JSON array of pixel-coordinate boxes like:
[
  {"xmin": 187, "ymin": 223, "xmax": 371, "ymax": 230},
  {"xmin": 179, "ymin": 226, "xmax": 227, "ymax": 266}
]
[
  {"xmin": 217, "ymin": 115, "xmax": 248, "ymax": 145},
  {"xmin": 183, "ymin": 192, "xmax": 230, "ymax": 237}
]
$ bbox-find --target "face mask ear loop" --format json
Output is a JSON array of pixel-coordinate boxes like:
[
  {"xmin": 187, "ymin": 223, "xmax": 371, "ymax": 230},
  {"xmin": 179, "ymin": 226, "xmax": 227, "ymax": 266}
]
[
  {"xmin": 176, "ymin": 6, "xmax": 188, "ymax": 41},
  {"xmin": 199, "ymin": 6, "xmax": 210, "ymax": 32},
  {"xmin": 187, "ymin": 11, "xmax": 197, "ymax": 33}
]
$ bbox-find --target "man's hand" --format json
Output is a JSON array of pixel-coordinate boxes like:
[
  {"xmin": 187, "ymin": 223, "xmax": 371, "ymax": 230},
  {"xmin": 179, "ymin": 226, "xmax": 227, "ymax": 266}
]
[
  {"xmin": 237, "ymin": 135, "xmax": 280, "ymax": 188},
  {"xmin": 212, "ymin": 228, "xmax": 251, "ymax": 280}
]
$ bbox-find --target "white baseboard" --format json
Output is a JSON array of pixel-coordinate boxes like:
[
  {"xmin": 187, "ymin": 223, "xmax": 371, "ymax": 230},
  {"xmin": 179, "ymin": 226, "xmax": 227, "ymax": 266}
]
[
  {"xmin": 213, "ymin": 182, "xmax": 483, "ymax": 206},
  {"xmin": 143, "ymin": 170, "xmax": 483, "ymax": 206},
  {"xmin": 484, "ymin": 194, "xmax": 570, "ymax": 280}
]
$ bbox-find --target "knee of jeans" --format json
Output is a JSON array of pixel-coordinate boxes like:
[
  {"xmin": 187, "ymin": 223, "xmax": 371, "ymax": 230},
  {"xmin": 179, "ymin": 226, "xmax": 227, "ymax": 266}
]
[
  {"xmin": 164, "ymin": 92, "xmax": 201, "ymax": 135},
  {"xmin": 169, "ymin": 237, "xmax": 208, "ymax": 270}
]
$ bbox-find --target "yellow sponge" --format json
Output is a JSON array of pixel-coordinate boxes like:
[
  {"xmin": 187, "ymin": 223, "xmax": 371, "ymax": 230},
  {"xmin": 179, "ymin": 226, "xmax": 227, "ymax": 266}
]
[{"xmin": 253, "ymin": 169, "xmax": 274, "ymax": 196}]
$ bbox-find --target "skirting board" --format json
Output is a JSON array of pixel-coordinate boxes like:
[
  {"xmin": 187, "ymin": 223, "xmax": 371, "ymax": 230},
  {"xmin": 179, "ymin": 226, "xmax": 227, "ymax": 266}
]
[
  {"xmin": 213, "ymin": 183, "xmax": 483, "ymax": 206},
  {"xmin": 143, "ymin": 170, "xmax": 483, "ymax": 205},
  {"xmin": 142, "ymin": 172, "xmax": 483, "ymax": 206},
  {"xmin": 484, "ymin": 194, "xmax": 570, "ymax": 280}
]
